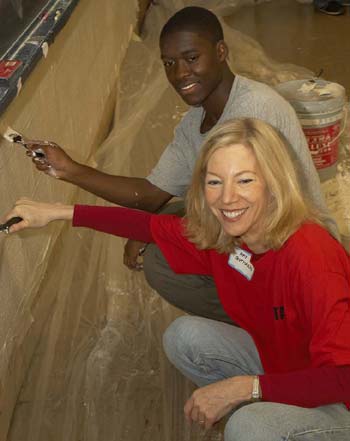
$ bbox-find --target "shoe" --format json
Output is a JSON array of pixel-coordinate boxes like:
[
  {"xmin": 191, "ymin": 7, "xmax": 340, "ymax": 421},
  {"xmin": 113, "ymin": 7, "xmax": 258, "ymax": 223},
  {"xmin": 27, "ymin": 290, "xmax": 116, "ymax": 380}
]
[{"xmin": 316, "ymin": 1, "xmax": 345, "ymax": 14}]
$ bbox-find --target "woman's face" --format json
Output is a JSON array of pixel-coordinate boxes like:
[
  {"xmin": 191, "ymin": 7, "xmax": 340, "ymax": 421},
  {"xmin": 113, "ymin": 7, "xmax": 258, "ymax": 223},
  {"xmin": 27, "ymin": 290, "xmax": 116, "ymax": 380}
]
[{"xmin": 204, "ymin": 144, "xmax": 270, "ymax": 252}]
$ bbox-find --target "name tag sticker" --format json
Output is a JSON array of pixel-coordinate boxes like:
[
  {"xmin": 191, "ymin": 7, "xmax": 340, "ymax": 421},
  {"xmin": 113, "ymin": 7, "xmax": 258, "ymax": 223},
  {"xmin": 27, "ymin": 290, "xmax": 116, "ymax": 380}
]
[{"xmin": 228, "ymin": 248, "xmax": 255, "ymax": 281}]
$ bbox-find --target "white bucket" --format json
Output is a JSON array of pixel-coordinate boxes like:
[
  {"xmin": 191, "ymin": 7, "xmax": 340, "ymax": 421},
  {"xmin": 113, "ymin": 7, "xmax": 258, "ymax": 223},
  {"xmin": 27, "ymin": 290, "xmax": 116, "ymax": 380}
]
[{"xmin": 276, "ymin": 79, "xmax": 346, "ymax": 181}]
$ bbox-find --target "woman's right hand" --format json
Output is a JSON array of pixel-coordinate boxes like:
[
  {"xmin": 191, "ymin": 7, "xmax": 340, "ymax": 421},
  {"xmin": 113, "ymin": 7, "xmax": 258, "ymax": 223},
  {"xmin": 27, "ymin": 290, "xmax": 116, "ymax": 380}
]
[{"xmin": 2, "ymin": 198, "xmax": 74, "ymax": 233}]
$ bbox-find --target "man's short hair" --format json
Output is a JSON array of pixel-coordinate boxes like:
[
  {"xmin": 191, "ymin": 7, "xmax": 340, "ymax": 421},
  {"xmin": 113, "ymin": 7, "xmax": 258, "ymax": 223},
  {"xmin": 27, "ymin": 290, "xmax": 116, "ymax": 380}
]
[{"xmin": 160, "ymin": 7, "xmax": 224, "ymax": 43}]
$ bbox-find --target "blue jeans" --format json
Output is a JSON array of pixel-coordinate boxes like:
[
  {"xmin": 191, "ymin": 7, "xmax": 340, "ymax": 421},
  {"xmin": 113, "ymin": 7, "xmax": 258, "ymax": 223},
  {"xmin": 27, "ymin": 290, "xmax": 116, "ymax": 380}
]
[{"xmin": 163, "ymin": 316, "xmax": 350, "ymax": 441}]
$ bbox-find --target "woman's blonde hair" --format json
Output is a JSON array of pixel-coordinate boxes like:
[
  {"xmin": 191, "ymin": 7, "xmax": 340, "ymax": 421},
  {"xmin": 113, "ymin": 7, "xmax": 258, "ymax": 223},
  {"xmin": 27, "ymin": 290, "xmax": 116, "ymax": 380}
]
[{"xmin": 185, "ymin": 117, "xmax": 327, "ymax": 252}]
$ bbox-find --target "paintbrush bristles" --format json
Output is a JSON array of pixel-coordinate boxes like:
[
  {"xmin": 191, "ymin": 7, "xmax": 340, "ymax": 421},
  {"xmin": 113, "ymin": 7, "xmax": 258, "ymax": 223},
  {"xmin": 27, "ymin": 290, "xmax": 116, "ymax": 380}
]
[{"xmin": 3, "ymin": 127, "xmax": 23, "ymax": 143}]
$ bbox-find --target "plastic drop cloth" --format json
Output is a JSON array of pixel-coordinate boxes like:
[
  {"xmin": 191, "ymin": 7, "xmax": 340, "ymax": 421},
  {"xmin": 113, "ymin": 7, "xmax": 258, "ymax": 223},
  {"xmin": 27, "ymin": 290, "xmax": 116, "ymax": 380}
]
[{"xmin": 0, "ymin": 0, "xmax": 348, "ymax": 440}]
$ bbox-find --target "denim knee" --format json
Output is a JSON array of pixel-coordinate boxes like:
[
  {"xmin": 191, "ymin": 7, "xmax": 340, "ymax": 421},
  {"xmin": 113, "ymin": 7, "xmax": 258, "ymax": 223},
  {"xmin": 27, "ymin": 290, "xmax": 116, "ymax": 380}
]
[
  {"xmin": 163, "ymin": 316, "xmax": 200, "ymax": 366},
  {"xmin": 225, "ymin": 403, "xmax": 281, "ymax": 441},
  {"xmin": 224, "ymin": 403, "xmax": 350, "ymax": 441}
]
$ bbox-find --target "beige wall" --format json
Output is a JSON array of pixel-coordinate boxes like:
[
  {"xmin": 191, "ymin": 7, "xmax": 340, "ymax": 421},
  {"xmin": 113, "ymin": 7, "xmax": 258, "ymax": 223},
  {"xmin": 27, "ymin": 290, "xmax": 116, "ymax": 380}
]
[
  {"xmin": 137, "ymin": 0, "xmax": 152, "ymax": 31},
  {"xmin": 0, "ymin": 1, "xmax": 139, "ymax": 438}
]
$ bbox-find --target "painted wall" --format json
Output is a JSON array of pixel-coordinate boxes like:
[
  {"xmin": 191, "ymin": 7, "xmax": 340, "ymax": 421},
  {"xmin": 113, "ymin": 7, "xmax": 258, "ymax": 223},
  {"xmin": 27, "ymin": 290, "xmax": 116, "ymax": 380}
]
[{"xmin": 0, "ymin": 1, "xmax": 139, "ymax": 438}]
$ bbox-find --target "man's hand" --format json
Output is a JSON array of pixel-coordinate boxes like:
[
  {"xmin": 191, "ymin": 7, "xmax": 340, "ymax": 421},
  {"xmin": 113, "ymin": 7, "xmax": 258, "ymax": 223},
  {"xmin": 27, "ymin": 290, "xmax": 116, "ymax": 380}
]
[
  {"xmin": 184, "ymin": 376, "xmax": 254, "ymax": 431},
  {"xmin": 123, "ymin": 239, "xmax": 146, "ymax": 271},
  {"xmin": 25, "ymin": 141, "xmax": 79, "ymax": 180}
]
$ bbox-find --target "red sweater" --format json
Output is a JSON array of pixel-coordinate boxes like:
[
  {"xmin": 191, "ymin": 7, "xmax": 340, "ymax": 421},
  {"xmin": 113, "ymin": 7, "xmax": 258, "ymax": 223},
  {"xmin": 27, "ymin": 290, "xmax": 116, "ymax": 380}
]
[{"xmin": 73, "ymin": 205, "xmax": 350, "ymax": 408}]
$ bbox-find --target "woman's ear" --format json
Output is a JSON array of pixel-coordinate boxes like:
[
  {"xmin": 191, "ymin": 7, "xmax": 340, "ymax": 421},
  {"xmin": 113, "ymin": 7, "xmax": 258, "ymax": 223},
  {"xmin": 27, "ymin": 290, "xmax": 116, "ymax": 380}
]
[{"xmin": 216, "ymin": 40, "xmax": 229, "ymax": 62}]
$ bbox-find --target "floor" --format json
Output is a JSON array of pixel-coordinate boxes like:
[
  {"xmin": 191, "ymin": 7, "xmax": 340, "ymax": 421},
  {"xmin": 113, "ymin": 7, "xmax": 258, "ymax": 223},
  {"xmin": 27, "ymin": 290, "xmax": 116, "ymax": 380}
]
[
  {"xmin": 226, "ymin": 0, "xmax": 350, "ymax": 249},
  {"xmin": 226, "ymin": 0, "xmax": 350, "ymax": 95}
]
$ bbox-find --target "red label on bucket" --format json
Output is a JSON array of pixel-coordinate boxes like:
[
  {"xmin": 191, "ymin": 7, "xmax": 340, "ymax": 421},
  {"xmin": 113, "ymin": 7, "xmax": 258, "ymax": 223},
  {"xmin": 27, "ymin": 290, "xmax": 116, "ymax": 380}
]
[{"xmin": 303, "ymin": 122, "xmax": 340, "ymax": 169}]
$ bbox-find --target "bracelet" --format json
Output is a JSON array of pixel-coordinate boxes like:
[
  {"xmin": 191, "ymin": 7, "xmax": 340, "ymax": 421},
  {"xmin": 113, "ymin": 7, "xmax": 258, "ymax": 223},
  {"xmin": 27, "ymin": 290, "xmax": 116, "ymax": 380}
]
[{"xmin": 251, "ymin": 375, "xmax": 261, "ymax": 402}]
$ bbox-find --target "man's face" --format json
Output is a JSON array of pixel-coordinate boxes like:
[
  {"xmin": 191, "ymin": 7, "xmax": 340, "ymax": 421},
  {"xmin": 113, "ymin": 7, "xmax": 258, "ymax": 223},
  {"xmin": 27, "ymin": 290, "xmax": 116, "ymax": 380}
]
[{"xmin": 160, "ymin": 31, "xmax": 226, "ymax": 107}]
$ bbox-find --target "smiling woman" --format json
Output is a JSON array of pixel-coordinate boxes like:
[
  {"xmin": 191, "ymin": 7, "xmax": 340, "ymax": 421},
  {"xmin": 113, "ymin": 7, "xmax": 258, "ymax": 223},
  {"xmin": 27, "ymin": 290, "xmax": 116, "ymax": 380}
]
[
  {"xmin": 186, "ymin": 118, "xmax": 326, "ymax": 252},
  {"xmin": 3, "ymin": 117, "xmax": 350, "ymax": 441}
]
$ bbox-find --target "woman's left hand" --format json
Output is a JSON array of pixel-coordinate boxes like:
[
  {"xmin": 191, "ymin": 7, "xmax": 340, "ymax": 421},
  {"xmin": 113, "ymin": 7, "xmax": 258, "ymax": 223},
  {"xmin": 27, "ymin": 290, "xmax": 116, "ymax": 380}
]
[{"xmin": 184, "ymin": 376, "xmax": 254, "ymax": 430}]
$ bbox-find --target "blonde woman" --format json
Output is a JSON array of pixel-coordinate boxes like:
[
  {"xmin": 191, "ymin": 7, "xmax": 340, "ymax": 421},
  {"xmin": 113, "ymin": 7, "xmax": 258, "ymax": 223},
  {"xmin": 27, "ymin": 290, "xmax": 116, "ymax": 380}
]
[{"xmin": 4, "ymin": 118, "xmax": 350, "ymax": 441}]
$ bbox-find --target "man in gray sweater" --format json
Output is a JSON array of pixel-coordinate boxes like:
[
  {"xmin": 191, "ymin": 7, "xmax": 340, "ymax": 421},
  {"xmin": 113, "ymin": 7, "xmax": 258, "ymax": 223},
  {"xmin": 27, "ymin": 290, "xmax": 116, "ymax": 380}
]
[{"xmin": 29, "ymin": 7, "xmax": 337, "ymax": 324}]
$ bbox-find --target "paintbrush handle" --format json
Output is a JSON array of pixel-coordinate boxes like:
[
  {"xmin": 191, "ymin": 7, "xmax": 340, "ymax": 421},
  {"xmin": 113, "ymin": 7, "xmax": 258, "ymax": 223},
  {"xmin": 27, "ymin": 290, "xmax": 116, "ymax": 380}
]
[{"xmin": 0, "ymin": 216, "xmax": 23, "ymax": 233}]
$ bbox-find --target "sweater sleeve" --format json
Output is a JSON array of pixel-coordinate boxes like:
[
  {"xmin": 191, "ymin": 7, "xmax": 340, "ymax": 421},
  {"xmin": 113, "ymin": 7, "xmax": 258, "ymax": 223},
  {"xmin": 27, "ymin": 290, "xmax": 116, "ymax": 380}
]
[
  {"xmin": 72, "ymin": 205, "xmax": 212, "ymax": 275},
  {"xmin": 72, "ymin": 205, "xmax": 154, "ymax": 243},
  {"xmin": 260, "ymin": 365, "xmax": 350, "ymax": 408}
]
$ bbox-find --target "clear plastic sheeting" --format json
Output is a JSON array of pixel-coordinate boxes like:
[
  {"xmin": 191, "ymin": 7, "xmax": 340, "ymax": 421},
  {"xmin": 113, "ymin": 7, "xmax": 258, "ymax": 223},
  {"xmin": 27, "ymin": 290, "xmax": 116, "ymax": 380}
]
[
  {"xmin": 0, "ymin": 0, "xmax": 139, "ymax": 439},
  {"xmin": 0, "ymin": 0, "xmax": 348, "ymax": 440}
]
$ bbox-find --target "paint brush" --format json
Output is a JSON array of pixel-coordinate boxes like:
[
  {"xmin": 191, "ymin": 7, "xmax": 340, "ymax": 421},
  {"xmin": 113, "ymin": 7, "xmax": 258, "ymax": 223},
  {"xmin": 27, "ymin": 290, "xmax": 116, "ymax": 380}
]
[
  {"xmin": 3, "ymin": 127, "xmax": 59, "ymax": 177},
  {"xmin": 0, "ymin": 217, "xmax": 23, "ymax": 234},
  {"xmin": 3, "ymin": 127, "xmax": 46, "ymax": 158}
]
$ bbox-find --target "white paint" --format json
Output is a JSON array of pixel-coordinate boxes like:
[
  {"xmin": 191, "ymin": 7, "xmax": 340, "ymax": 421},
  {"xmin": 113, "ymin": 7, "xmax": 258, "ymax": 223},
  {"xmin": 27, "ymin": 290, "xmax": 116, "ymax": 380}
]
[
  {"xmin": 42, "ymin": 42, "xmax": 49, "ymax": 58},
  {"xmin": 3, "ymin": 127, "xmax": 21, "ymax": 142},
  {"xmin": 16, "ymin": 77, "xmax": 22, "ymax": 95}
]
